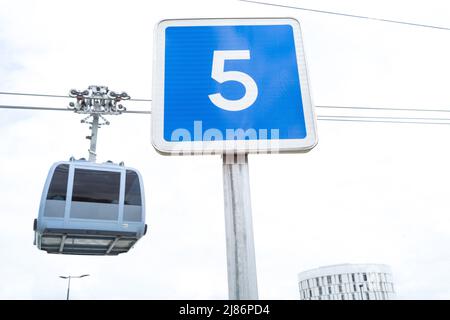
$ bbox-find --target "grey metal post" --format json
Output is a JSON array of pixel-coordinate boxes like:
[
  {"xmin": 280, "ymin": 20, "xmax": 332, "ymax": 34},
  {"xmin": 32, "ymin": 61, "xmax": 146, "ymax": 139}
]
[
  {"xmin": 66, "ymin": 276, "xmax": 71, "ymax": 300},
  {"xmin": 88, "ymin": 114, "xmax": 99, "ymax": 162},
  {"xmin": 60, "ymin": 274, "xmax": 89, "ymax": 300},
  {"xmin": 222, "ymin": 153, "xmax": 258, "ymax": 300}
]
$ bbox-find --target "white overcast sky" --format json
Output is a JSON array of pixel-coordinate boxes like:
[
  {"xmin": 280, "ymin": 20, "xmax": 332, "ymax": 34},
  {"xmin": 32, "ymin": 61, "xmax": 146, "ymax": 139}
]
[{"xmin": 1, "ymin": 0, "xmax": 450, "ymax": 299}]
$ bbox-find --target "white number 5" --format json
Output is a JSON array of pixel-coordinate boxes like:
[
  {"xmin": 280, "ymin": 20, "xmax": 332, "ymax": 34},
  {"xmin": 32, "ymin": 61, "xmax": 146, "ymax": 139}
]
[{"xmin": 208, "ymin": 50, "xmax": 258, "ymax": 111}]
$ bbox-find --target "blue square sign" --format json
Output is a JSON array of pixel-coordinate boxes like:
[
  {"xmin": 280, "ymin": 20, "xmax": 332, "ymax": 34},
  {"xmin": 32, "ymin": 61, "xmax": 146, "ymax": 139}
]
[{"xmin": 152, "ymin": 18, "xmax": 317, "ymax": 154}]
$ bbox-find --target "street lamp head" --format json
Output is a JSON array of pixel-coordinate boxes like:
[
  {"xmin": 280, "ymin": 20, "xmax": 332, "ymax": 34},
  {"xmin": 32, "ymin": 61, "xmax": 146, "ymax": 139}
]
[
  {"xmin": 59, "ymin": 274, "xmax": 89, "ymax": 300},
  {"xmin": 59, "ymin": 274, "xmax": 89, "ymax": 279}
]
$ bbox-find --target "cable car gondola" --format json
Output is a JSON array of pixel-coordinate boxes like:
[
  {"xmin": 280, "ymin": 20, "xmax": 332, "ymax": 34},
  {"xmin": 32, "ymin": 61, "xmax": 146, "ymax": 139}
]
[{"xmin": 34, "ymin": 158, "xmax": 147, "ymax": 255}]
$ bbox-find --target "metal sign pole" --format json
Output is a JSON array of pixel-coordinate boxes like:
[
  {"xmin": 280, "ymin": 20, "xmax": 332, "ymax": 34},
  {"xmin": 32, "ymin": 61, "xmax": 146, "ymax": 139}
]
[{"xmin": 222, "ymin": 153, "xmax": 258, "ymax": 300}]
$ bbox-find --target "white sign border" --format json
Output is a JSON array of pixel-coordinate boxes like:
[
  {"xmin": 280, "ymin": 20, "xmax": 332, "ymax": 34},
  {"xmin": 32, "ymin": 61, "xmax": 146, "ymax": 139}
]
[{"xmin": 152, "ymin": 17, "xmax": 318, "ymax": 155}]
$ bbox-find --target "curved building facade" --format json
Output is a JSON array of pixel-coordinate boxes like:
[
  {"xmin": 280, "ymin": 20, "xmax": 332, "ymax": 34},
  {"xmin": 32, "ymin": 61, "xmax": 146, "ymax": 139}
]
[{"xmin": 298, "ymin": 264, "xmax": 395, "ymax": 300}]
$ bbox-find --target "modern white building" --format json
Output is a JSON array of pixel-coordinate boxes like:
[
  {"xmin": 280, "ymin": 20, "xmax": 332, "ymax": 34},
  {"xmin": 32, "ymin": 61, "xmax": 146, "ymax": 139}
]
[{"xmin": 298, "ymin": 264, "xmax": 395, "ymax": 300}]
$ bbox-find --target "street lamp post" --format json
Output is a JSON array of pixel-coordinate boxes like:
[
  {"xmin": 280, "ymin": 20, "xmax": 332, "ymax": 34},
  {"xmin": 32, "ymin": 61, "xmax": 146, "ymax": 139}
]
[{"xmin": 59, "ymin": 274, "xmax": 90, "ymax": 300}]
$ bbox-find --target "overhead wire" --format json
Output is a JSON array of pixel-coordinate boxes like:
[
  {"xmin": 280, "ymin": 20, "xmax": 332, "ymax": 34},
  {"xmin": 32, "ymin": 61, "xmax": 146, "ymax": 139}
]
[
  {"xmin": 0, "ymin": 91, "xmax": 152, "ymax": 102},
  {"xmin": 238, "ymin": 0, "xmax": 450, "ymax": 31},
  {"xmin": 0, "ymin": 105, "xmax": 70, "ymax": 112},
  {"xmin": 317, "ymin": 114, "xmax": 450, "ymax": 122},
  {"xmin": 3, "ymin": 104, "xmax": 450, "ymax": 126},
  {"xmin": 2, "ymin": 91, "xmax": 450, "ymax": 114},
  {"xmin": 316, "ymin": 105, "xmax": 450, "ymax": 113},
  {"xmin": 0, "ymin": 104, "xmax": 151, "ymax": 114},
  {"xmin": 317, "ymin": 117, "xmax": 450, "ymax": 126}
]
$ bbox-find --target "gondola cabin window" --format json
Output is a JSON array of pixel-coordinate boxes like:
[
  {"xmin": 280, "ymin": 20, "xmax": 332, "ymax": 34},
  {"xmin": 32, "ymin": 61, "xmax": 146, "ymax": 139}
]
[
  {"xmin": 44, "ymin": 164, "xmax": 69, "ymax": 217},
  {"xmin": 70, "ymin": 169, "xmax": 121, "ymax": 220},
  {"xmin": 124, "ymin": 170, "xmax": 142, "ymax": 222}
]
